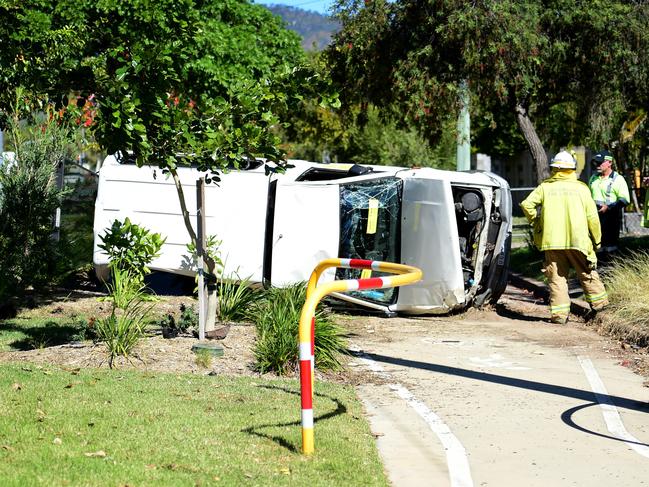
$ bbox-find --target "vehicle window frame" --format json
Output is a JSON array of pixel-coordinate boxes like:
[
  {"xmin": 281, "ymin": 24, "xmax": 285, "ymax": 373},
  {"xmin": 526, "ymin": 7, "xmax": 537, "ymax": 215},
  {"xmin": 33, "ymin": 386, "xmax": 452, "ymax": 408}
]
[{"xmin": 336, "ymin": 177, "xmax": 403, "ymax": 306}]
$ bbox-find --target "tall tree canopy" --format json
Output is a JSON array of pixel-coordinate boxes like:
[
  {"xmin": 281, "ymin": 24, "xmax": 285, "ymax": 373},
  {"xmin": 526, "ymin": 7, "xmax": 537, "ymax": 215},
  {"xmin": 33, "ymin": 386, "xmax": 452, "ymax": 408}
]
[
  {"xmin": 0, "ymin": 0, "xmax": 316, "ymax": 166},
  {"xmin": 0, "ymin": 0, "xmax": 337, "ymax": 228},
  {"xmin": 327, "ymin": 0, "xmax": 649, "ymax": 181},
  {"xmin": 0, "ymin": 0, "xmax": 335, "ymax": 329}
]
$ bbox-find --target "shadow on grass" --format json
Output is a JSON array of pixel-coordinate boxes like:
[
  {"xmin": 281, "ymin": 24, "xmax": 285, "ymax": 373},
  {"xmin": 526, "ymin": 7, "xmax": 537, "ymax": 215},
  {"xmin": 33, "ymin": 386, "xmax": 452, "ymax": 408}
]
[
  {"xmin": 3, "ymin": 284, "xmax": 107, "ymax": 321},
  {"xmin": 0, "ymin": 319, "xmax": 87, "ymax": 351},
  {"xmin": 24, "ymin": 286, "xmax": 107, "ymax": 309},
  {"xmin": 241, "ymin": 384, "xmax": 348, "ymax": 453}
]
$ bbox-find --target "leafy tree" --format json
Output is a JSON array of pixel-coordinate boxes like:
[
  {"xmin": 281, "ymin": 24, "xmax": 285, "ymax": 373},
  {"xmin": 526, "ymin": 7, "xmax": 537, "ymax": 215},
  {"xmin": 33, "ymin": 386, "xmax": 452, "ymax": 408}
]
[
  {"xmin": 327, "ymin": 0, "xmax": 649, "ymax": 182},
  {"xmin": 283, "ymin": 51, "xmax": 452, "ymax": 167},
  {"xmin": 343, "ymin": 105, "xmax": 454, "ymax": 168},
  {"xmin": 0, "ymin": 0, "xmax": 336, "ymax": 329},
  {"xmin": 285, "ymin": 101, "xmax": 452, "ymax": 167}
]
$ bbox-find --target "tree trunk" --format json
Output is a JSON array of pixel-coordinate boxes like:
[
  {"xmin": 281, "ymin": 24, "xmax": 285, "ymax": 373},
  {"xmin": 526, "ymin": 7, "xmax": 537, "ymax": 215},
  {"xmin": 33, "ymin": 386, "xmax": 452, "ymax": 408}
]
[
  {"xmin": 204, "ymin": 258, "xmax": 219, "ymax": 333},
  {"xmin": 169, "ymin": 167, "xmax": 217, "ymax": 332},
  {"xmin": 206, "ymin": 285, "xmax": 218, "ymax": 332},
  {"xmin": 515, "ymin": 102, "xmax": 549, "ymax": 183}
]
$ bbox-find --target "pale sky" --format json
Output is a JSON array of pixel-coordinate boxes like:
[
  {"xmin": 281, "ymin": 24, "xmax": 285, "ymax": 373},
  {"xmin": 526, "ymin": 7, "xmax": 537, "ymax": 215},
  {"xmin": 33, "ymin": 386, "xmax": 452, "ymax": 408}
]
[{"xmin": 253, "ymin": 0, "xmax": 336, "ymax": 15}]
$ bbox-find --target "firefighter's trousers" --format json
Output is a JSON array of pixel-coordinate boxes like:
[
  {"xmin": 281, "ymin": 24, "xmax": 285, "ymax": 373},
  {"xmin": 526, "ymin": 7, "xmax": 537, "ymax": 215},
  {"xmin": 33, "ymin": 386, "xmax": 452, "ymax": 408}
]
[{"xmin": 542, "ymin": 249, "xmax": 609, "ymax": 322}]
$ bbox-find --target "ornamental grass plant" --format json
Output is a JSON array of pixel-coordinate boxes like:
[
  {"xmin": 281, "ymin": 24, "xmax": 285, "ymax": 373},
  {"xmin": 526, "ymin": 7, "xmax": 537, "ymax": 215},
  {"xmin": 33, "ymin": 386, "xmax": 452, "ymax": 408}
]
[
  {"xmin": 252, "ymin": 283, "xmax": 347, "ymax": 375},
  {"xmin": 217, "ymin": 272, "xmax": 261, "ymax": 323},
  {"xmin": 600, "ymin": 250, "xmax": 649, "ymax": 347},
  {"xmin": 95, "ymin": 268, "xmax": 152, "ymax": 367}
]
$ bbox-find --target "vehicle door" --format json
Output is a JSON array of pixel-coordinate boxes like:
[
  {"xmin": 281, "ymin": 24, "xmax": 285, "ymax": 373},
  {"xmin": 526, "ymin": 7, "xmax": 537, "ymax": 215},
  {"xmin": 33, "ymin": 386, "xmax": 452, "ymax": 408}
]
[
  {"xmin": 267, "ymin": 175, "xmax": 402, "ymax": 301},
  {"xmin": 267, "ymin": 179, "xmax": 341, "ymax": 286}
]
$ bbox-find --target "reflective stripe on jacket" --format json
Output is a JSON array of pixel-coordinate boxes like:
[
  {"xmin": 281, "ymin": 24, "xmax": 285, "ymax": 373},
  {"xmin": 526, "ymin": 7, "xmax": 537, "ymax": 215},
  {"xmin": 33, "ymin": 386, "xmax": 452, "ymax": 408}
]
[
  {"xmin": 520, "ymin": 171, "xmax": 601, "ymax": 265},
  {"xmin": 589, "ymin": 171, "xmax": 630, "ymax": 207}
]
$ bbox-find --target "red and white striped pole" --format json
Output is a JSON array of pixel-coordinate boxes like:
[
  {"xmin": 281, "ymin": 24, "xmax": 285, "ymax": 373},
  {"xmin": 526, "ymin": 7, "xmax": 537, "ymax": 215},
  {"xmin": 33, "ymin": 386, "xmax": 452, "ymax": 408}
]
[{"xmin": 299, "ymin": 258, "xmax": 422, "ymax": 454}]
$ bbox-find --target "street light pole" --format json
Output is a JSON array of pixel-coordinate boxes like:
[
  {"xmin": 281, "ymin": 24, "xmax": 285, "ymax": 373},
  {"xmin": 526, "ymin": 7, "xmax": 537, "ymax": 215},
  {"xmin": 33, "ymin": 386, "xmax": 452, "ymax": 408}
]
[{"xmin": 456, "ymin": 80, "xmax": 471, "ymax": 171}]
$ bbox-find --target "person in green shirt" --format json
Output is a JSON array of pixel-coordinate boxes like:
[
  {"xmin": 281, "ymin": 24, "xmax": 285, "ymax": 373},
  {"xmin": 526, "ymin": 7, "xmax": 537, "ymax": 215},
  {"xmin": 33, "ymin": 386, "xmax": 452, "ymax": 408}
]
[
  {"xmin": 521, "ymin": 151, "xmax": 608, "ymax": 324},
  {"xmin": 588, "ymin": 150, "xmax": 630, "ymax": 254}
]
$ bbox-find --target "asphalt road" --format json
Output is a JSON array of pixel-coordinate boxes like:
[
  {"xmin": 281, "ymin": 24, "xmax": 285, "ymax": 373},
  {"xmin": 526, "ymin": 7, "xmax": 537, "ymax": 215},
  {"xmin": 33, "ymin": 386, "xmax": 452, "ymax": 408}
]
[{"xmin": 345, "ymin": 286, "xmax": 649, "ymax": 487}]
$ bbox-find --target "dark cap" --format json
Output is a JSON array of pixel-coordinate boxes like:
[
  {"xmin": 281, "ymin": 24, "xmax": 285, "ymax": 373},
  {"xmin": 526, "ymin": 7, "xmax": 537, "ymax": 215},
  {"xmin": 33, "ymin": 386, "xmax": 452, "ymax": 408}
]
[{"xmin": 591, "ymin": 150, "xmax": 614, "ymax": 166}]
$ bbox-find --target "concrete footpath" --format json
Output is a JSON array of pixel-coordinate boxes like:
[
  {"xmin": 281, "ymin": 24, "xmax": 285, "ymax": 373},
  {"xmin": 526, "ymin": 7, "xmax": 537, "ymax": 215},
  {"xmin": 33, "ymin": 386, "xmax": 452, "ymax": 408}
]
[{"xmin": 350, "ymin": 275, "xmax": 649, "ymax": 486}]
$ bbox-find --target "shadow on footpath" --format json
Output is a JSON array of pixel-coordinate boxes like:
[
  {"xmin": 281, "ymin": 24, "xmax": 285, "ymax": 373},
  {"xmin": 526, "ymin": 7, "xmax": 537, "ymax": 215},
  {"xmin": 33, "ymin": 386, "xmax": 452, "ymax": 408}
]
[{"xmin": 367, "ymin": 352, "xmax": 649, "ymax": 447}]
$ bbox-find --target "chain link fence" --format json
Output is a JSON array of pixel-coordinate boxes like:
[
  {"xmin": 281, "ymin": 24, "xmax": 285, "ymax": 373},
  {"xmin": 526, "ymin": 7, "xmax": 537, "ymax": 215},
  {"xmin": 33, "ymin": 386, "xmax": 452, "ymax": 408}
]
[{"xmin": 623, "ymin": 212, "xmax": 649, "ymax": 236}]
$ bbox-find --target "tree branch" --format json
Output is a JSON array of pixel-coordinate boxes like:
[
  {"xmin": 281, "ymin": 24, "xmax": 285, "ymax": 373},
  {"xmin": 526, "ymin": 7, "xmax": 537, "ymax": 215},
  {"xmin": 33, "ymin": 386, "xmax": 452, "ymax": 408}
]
[
  {"xmin": 168, "ymin": 166, "xmax": 217, "ymax": 273},
  {"xmin": 169, "ymin": 167, "xmax": 197, "ymax": 244}
]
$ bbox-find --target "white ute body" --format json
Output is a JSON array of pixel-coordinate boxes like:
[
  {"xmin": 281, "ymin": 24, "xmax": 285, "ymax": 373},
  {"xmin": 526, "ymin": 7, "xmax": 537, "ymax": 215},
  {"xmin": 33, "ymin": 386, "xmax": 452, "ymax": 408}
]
[{"xmin": 94, "ymin": 155, "xmax": 512, "ymax": 314}]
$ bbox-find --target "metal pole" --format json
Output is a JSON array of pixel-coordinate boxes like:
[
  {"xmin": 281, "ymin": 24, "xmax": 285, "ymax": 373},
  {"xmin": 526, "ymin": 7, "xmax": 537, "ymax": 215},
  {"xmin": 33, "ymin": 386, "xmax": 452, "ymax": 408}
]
[
  {"xmin": 456, "ymin": 80, "xmax": 471, "ymax": 171},
  {"xmin": 197, "ymin": 178, "xmax": 206, "ymax": 341},
  {"xmin": 52, "ymin": 158, "xmax": 65, "ymax": 241}
]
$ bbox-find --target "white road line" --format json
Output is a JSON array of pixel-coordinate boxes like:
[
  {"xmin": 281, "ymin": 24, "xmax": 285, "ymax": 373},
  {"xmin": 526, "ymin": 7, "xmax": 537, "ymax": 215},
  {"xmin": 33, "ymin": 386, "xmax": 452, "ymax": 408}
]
[
  {"xmin": 577, "ymin": 356, "xmax": 649, "ymax": 458},
  {"xmin": 390, "ymin": 384, "xmax": 474, "ymax": 487},
  {"xmin": 358, "ymin": 354, "xmax": 474, "ymax": 487}
]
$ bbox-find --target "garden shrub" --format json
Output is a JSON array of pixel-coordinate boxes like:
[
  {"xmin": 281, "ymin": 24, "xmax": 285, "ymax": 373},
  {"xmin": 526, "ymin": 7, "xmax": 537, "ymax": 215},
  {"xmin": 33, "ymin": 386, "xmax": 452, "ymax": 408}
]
[
  {"xmin": 98, "ymin": 217, "xmax": 166, "ymax": 284},
  {"xmin": 178, "ymin": 303, "xmax": 198, "ymax": 331},
  {"xmin": 157, "ymin": 303, "xmax": 198, "ymax": 338},
  {"xmin": 0, "ymin": 104, "xmax": 72, "ymax": 309},
  {"xmin": 70, "ymin": 317, "xmax": 98, "ymax": 342},
  {"xmin": 252, "ymin": 283, "xmax": 346, "ymax": 375}
]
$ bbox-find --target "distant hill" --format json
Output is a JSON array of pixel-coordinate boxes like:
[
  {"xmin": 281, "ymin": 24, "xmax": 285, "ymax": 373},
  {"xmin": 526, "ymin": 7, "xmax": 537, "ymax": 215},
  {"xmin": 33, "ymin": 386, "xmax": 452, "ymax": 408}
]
[{"xmin": 266, "ymin": 5, "xmax": 340, "ymax": 51}]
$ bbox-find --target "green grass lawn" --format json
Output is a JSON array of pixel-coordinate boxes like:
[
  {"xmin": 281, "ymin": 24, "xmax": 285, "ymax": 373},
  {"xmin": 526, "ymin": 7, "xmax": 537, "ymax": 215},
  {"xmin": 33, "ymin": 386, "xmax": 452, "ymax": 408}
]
[{"xmin": 0, "ymin": 364, "xmax": 388, "ymax": 486}]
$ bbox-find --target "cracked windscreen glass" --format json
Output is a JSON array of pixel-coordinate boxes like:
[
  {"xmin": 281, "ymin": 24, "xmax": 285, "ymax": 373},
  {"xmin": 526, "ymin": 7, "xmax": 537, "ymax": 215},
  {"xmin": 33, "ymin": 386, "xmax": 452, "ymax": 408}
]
[{"xmin": 337, "ymin": 178, "xmax": 402, "ymax": 304}]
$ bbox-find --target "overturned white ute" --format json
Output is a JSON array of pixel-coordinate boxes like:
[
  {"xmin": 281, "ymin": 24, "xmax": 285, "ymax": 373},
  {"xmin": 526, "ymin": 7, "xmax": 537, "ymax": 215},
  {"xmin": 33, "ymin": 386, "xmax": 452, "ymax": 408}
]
[{"xmin": 93, "ymin": 155, "xmax": 511, "ymax": 315}]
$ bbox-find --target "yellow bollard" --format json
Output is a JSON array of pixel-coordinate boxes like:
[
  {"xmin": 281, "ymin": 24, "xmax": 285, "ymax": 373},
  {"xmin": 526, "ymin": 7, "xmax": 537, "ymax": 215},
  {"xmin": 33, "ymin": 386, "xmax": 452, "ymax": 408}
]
[{"xmin": 298, "ymin": 258, "xmax": 422, "ymax": 455}]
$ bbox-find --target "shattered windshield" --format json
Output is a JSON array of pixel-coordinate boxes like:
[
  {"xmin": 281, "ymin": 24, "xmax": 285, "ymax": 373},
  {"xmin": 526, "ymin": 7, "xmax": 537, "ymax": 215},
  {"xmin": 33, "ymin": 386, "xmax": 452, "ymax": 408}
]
[{"xmin": 337, "ymin": 178, "xmax": 402, "ymax": 305}]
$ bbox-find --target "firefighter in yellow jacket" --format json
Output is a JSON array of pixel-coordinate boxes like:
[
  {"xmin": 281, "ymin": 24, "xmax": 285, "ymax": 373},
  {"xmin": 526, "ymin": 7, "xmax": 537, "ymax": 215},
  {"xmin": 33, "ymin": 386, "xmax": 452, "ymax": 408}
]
[{"xmin": 521, "ymin": 151, "xmax": 609, "ymax": 324}]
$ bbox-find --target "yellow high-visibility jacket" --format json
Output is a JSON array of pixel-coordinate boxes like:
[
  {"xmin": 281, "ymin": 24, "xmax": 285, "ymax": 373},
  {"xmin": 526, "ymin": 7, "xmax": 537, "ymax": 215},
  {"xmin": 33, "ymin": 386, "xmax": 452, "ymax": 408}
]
[
  {"xmin": 520, "ymin": 170, "xmax": 601, "ymax": 265},
  {"xmin": 589, "ymin": 171, "xmax": 630, "ymax": 208}
]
